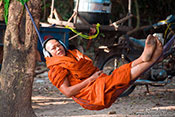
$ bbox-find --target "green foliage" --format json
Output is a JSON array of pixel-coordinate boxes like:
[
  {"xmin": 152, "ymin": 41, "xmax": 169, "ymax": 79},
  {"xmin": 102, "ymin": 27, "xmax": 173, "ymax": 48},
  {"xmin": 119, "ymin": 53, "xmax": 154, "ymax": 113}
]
[
  {"xmin": 18, "ymin": 0, "xmax": 29, "ymax": 5},
  {"xmin": 41, "ymin": 2, "xmax": 49, "ymax": 10},
  {"xmin": 3, "ymin": 0, "xmax": 29, "ymax": 24},
  {"xmin": 54, "ymin": 0, "xmax": 73, "ymax": 20},
  {"xmin": 3, "ymin": 0, "xmax": 10, "ymax": 24}
]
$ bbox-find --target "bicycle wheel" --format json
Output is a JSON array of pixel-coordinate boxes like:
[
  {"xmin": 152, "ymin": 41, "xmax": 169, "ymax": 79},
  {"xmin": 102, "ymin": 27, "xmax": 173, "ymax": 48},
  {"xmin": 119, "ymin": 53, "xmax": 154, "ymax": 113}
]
[
  {"xmin": 101, "ymin": 54, "xmax": 136, "ymax": 97},
  {"xmin": 101, "ymin": 54, "xmax": 129, "ymax": 74}
]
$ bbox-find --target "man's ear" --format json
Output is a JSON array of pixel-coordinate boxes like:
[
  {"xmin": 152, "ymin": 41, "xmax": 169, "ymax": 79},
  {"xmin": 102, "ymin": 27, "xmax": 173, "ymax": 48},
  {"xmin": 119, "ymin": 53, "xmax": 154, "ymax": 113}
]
[{"xmin": 43, "ymin": 48, "xmax": 52, "ymax": 57}]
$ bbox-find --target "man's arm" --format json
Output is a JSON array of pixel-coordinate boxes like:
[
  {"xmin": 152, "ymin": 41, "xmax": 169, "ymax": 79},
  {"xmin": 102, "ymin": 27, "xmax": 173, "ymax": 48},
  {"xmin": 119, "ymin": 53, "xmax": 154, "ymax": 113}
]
[{"xmin": 59, "ymin": 70, "xmax": 103, "ymax": 97}]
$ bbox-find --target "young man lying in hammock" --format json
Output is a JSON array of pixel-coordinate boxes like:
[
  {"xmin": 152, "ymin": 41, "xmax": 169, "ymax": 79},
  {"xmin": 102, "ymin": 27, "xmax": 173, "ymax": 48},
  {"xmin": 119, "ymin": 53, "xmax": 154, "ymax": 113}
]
[{"xmin": 43, "ymin": 34, "xmax": 163, "ymax": 110}]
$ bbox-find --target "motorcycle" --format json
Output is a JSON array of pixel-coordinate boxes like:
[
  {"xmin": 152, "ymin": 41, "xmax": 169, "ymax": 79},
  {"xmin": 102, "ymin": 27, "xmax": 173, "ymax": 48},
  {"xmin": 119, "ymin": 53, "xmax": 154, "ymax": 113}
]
[{"xmin": 94, "ymin": 15, "xmax": 175, "ymax": 97}]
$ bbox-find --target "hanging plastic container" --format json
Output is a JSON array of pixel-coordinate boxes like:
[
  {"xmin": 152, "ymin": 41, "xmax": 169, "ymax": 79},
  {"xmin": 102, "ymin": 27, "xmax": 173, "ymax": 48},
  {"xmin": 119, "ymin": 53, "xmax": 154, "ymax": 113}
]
[{"xmin": 74, "ymin": 0, "xmax": 111, "ymax": 25}]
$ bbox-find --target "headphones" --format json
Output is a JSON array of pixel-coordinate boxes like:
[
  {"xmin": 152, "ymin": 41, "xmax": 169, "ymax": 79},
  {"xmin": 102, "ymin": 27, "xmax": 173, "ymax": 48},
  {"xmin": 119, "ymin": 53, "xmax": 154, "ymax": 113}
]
[{"xmin": 42, "ymin": 38, "xmax": 68, "ymax": 57}]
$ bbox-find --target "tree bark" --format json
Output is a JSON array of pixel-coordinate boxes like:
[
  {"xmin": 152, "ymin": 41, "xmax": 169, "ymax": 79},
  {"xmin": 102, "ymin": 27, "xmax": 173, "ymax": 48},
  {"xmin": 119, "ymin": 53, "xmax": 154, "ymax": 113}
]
[
  {"xmin": 0, "ymin": 0, "xmax": 4, "ymax": 21},
  {"xmin": 0, "ymin": 0, "xmax": 41, "ymax": 116}
]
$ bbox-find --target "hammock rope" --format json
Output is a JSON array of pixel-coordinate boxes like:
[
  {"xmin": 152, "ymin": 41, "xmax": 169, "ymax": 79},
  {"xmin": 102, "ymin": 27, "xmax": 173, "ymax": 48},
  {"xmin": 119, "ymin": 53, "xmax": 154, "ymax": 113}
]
[{"xmin": 23, "ymin": 2, "xmax": 43, "ymax": 44}]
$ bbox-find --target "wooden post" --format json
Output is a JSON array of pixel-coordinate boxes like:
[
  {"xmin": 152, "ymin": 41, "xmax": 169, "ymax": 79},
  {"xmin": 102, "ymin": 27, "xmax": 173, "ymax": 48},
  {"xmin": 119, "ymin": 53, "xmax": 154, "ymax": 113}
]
[
  {"xmin": 50, "ymin": 0, "xmax": 54, "ymax": 18},
  {"xmin": 128, "ymin": 0, "xmax": 132, "ymax": 27},
  {"xmin": 73, "ymin": 0, "xmax": 79, "ymax": 24}
]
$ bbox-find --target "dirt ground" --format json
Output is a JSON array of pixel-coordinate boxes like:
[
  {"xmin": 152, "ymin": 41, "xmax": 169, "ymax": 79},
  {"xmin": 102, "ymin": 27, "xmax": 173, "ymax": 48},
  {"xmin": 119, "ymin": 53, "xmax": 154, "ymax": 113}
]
[{"xmin": 32, "ymin": 62, "xmax": 175, "ymax": 117}]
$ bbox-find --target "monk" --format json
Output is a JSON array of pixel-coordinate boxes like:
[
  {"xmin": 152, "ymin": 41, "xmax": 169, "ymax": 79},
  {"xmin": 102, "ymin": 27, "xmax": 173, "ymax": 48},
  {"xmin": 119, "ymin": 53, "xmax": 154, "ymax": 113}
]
[{"xmin": 43, "ymin": 34, "xmax": 163, "ymax": 110}]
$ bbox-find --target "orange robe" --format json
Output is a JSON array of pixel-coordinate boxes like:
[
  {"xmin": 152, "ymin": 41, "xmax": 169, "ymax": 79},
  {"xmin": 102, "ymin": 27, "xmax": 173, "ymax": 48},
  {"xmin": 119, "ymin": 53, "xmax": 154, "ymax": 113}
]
[{"xmin": 46, "ymin": 49, "xmax": 132, "ymax": 110}]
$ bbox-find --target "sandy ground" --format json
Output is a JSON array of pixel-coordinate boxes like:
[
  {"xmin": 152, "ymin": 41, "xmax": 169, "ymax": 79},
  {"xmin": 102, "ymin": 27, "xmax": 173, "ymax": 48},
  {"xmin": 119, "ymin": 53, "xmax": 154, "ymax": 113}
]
[{"xmin": 32, "ymin": 62, "xmax": 175, "ymax": 117}]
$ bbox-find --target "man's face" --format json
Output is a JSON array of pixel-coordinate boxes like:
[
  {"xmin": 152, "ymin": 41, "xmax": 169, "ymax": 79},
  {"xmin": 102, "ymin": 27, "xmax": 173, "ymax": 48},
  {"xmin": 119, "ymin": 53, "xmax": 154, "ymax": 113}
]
[{"xmin": 45, "ymin": 39, "xmax": 66, "ymax": 57}]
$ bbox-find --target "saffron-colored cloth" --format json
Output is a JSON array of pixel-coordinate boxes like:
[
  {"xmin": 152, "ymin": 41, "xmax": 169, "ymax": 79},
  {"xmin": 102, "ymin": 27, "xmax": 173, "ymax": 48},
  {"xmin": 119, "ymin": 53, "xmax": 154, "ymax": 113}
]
[{"xmin": 46, "ymin": 49, "xmax": 132, "ymax": 110}]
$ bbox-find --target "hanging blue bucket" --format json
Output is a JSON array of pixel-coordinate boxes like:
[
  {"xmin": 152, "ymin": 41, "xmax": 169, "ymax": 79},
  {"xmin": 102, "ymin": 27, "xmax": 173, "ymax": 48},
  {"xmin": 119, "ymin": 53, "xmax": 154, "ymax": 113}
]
[{"xmin": 74, "ymin": 0, "xmax": 111, "ymax": 25}]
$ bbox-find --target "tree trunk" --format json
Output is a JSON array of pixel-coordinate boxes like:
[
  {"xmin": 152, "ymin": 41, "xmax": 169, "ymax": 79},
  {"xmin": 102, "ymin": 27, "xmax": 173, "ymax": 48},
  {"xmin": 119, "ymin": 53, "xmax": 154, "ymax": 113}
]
[
  {"xmin": 0, "ymin": 0, "xmax": 41, "ymax": 116},
  {"xmin": 0, "ymin": 0, "xmax": 4, "ymax": 21}
]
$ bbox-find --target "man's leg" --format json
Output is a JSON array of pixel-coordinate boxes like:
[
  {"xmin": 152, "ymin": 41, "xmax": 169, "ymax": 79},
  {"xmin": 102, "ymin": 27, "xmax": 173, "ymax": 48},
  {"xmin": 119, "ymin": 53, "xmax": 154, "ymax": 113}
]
[
  {"xmin": 130, "ymin": 36, "xmax": 163, "ymax": 80},
  {"xmin": 131, "ymin": 34, "xmax": 157, "ymax": 68}
]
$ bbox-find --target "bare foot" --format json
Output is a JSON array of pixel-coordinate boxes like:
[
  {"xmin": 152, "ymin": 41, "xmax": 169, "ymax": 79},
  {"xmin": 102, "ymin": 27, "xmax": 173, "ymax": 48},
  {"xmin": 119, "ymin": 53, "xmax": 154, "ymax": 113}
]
[
  {"xmin": 151, "ymin": 37, "xmax": 163, "ymax": 62},
  {"xmin": 141, "ymin": 34, "xmax": 157, "ymax": 62}
]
